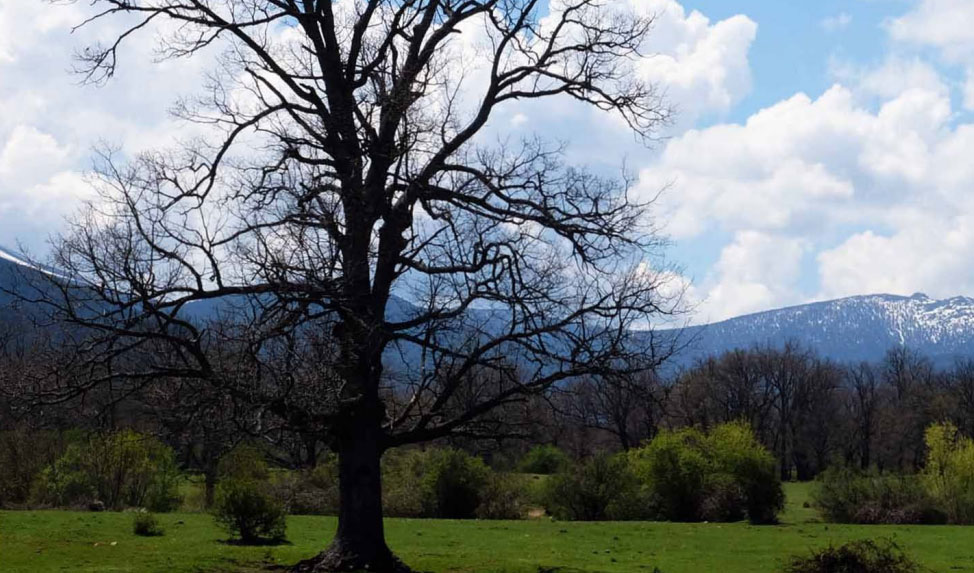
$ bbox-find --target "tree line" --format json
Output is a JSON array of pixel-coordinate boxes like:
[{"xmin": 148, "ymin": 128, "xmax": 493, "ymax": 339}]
[
  {"xmin": 5, "ymin": 315, "xmax": 972, "ymax": 487},
  {"xmin": 550, "ymin": 343, "xmax": 974, "ymax": 482}
]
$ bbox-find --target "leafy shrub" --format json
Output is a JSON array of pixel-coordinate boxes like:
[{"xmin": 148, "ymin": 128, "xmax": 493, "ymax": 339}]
[
  {"xmin": 382, "ymin": 447, "xmax": 496, "ymax": 519},
  {"xmin": 628, "ymin": 422, "xmax": 783, "ymax": 524},
  {"xmin": 921, "ymin": 422, "xmax": 974, "ymax": 524},
  {"xmin": 518, "ymin": 445, "xmax": 570, "ymax": 475},
  {"xmin": 30, "ymin": 430, "xmax": 182, "ymax": 511},
  {"xmin": 699, "ymin": 472, "xmax": 746, "ymax": 522},
  {"xmin": 218, "ymin": 444, "xmax": 271, "ymax": 482},
  {"xmin": 382, "ymin": 448, "xmax": 431, "ymax": 518},
  {"xmin": 270, "ymin": 458, "xmax": 341, "ymax": 516},
  {"xmin": 812, "ymin": 466, "xmax": 942, "ymax": 525},
  {"xmin": 212, "ymin": 445, "xmax": 287, "ymax": 543},
  {"xmin": 213, "ymin": 478, "xmax": 287, "ymax": 544},
  {"xmin": 542, "ymin": 453, "xmax": 643, "ymax": 521},
  {"xmin": 815, "ymin": 423, "xmax": 974, "ymax": 525},
  {"xmin": 0, "ymin": 428, "xmax": 67, "ymax": 508},
  {"xmin": 421, "ymin": 448, "xmax": 490, "ymax": 519},
  {"xmin": 524, "ymin": 473, "xmax": 550, "ymax": 508},
  {"xmin": 628, "ymin": 428, "xmax": 709, "ymax": 520},
  {"xmin": 783, "ymin": 539, "xmax": 921, "ymax": 573},
  {"xmin": 708, "ymin": 422, "xmax": 784, "ymax": 524},
  {"xmin": 476, "ymin": 473, "xmax": 526, "ymax": 520},
  {"xmin": 132, "ymin": 509, "xmax": 163, "ymax": 537}
]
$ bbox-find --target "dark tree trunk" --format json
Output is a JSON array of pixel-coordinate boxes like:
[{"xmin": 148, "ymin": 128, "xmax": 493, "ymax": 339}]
[
  {"xmin": 305, "ymin": 435, "xmax": 319, "ymax": 469},
  {"xmin": 204, "ymin": 470, "xmax": 217, "ymax": 509},
  {"xmin": 793, "ymin": 450, "xmax": 813, "ymax": 481},
  {"xmin": 292, "ymin": 419, "xmax": 409, "ymax": 572},
  {"xmin": 860, "ymin": 435, "xmax": 871, "ymax": 470}
]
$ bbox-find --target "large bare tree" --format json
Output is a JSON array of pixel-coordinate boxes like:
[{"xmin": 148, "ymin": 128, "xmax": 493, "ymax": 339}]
[{"xmin": 31, "ymin": 0, "xmax": 677, "ymax": 569}]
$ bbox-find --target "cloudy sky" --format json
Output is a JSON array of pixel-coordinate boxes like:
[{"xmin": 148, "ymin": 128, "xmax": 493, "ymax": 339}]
[{"xmin": 1, "ymin": 0, "xmax": 973, "ymax": 323}]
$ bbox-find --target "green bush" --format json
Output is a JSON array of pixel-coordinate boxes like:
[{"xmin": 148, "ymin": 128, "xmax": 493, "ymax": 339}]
[
  {"xmin": 212, "ymin": 445, "xmax": 287, "ymax": 543},
  {"xmin": 0, "ymin": 428, "xmax": 66, "ymax": 508},
  {"xmin": 812, "ymin": 466, "xmax": 942, "ymax": 525},
  {"xmin": 815, "ymin": 423, "xmax": 974, "ymax": 525},
  {"xmin": 476, "ymin": 473, "xmax": 526, "ymax": 520},
  {"xmin": 381, "ymin": 447, "xmax": 534, "ymax": 519},
  {"xmin": 381, "ymin": 448, "xmax": 430, "ymax": 518},
  {"xmin": 213, "ymin": 478, "xmax": 287, "ymax": 544},
  {"xmin": 708, "ymin": 422, "xmax": 784, "ymax": 524},
  {"xmin": 518, "ymin": 445, "xmax": 570, "ymax": 475},
  {"xmin": 921, "ymin": 422, "xmax": 974, "ymax": 524},
  {"xmin": 783, "ymin": 539, "xmax": 921, "ymax": 573},
  {"xmin": 628, "ymin": 428, "xmax": 709, "ymax": 520},
  {"xmin": 699, "ymin": 472, "xmax": 746, "ymax": 522},
  {"xmin": 421, "ymin": 448, "xmax": 490, "ymax": 519},
  {"xmin": 132, "ymin": 509, "xmax": 164, "ymax": 537},
  {"xmin": 218, "ymin": 444, "xmax": 271, "ymax": 482},
  {"xmin": 628, "ymin": 422, "xmax": 783, "ymax": 524},
  {"xmin": 541, "ymin": 453, "xmax": 643, "ymax": 521},
  {"xmin": 270, "ymin": 458, "xmax": 341, "ymax": 516},
  {"xmin": 30, "ymin": 430, "xmax": 182, "ymax": 511}
]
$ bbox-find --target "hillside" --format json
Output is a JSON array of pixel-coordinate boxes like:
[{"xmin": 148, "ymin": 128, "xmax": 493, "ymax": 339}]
[
  {"xmin": 669, "ymin": 293, "xmax": 974, "ymax": 367},
  {"xmin": 5, "ymin": 245, "xmax": 974, "ymax": 367}
]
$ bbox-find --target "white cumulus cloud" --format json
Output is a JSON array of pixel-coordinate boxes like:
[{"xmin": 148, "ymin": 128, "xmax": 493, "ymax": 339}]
[
  {"xmin": 693, "ymin": 231, "xmax": 808, "ymax": 322},
  {"xmin": 889, "ymin": 0, "xmax": 974, "ymax": 62}
]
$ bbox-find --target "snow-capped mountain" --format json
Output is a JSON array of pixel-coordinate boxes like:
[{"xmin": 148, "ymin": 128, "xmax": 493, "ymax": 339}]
[
  {"xmin": 667, "ymin": 293, "xmax": 974, "ymax": 367},
  {"xmin": 0, "ymin": 245, "xmax": 60, "ymax": 306},
  {"xmin": 0, "ymin": 245, "xmax": 30, "ymax": 305},
  {"xmin": 4, "ymin": 244, "xmax": 974, "ymax": 366}
]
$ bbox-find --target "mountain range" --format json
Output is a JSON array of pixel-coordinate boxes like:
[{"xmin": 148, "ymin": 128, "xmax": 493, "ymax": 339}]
[
  {"xmin": 667, "ymin": 293, "xmax": 974, "ymax": 367},
  {"xmin": 3, "ymin": 244, "xmax": 972, "ymax": 367}
]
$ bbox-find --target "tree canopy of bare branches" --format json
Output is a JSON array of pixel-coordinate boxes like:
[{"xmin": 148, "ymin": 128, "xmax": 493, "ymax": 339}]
[{"xmin": 29, "ymin": 1, "xmax": 677, "ymax": 569}]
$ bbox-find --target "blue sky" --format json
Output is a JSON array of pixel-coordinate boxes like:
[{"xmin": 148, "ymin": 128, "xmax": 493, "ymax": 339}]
[
  {"xmin": 687, "ymin": 1, "xmax": 893, "ymax": 120},
  {"xmin": 2, "ymin": 0, "xmax": 974, "ymax": 323}
]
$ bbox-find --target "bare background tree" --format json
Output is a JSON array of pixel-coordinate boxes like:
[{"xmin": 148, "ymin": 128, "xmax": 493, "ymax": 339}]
[
  {"xmin": 555, "ymin": 370, "xmax": 668, "ymax": 451},
  {"xmin": 26, "ymin": 0, "xmax": 679, "ymax": 570}
]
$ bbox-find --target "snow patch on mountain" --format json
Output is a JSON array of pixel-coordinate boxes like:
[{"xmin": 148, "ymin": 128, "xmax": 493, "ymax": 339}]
[{"xmin": 670, "ymin": 292, "xmax": 974, "ymax": 367}]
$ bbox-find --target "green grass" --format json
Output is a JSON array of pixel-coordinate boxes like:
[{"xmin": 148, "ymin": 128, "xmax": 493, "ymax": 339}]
[{"xmin": 4, "ymin": 483, "xmax": 974, "ymax": 572}]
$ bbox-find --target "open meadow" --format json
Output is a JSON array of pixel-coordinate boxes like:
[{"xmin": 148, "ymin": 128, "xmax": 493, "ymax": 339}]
[{"xmin": 3, "ymin": 483, "xmax": 974, "ymax": 573}]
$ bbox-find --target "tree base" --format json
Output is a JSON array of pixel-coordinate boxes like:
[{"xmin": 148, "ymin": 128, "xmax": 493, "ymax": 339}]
[{"xmin": 290, "ymin": 544, "xmax": 412, "ymax": 573}]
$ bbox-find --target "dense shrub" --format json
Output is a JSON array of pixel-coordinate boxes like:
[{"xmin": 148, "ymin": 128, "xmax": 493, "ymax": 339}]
[
  {"xmin": 422, "ymin": 448, "xmax": 490, "ymax": 519},
  {"xmin": 270, "ymin": 457, "xmax": 341, "ymax": 516},
  {"xmin": 518, "ymin": 445, "xmax": 570, "ymax": 475},
  {"xmin": 815, "ymin": 423, "xmax": 974, "ymax": 525},
  {"xmin": 382, "ymin": 447, "xmax": 525, "ymax": 519},
  {"xmin": 628, "ymin": 429, "xmax": 708, "ymax": 520},
  {"xmin": 30, "ymin": 430, "xmax": 182, "ymax": 511},
  {"xmin": 132, "ymin": 509, "xmax": 164, "ymax": 536},
  {"xmin": 541, "ymin": 453, "xmax": 643, "ymax": 521},
  {"xmin": 698, "ymin": 472, "xmax": 746, "ymax": 522},
  {"xmin": 475, "ymin": 473, "xmax": 526, "ymax": 520},
  {"xmin": 213, "ymin": 478, "xmax": 287, "ymax": 544},
  {"xmin": 212, "ymin": 445, "xmax": 287, "ymax": 543},
  {"xmin": 218, "ymin": 444, "xmax": 271, "ymax": 482},
  {"xmin": 0, "ymin": 428, "xmax": 67, "ymax": 508},
  {"xmin": 382, "ymin": 448, "xmax": 432, "ymax": 518},
  {"xmin": 708, "ymin": 423, "xmax": 784, "ymax": 524},
  {"xmin": 812, "ymin": 466, "xmax": 942, "ymax": 525},
  {"xmin": 921, "ymin": 422, "xmax": 974, "ymax": 524},
  {"xmin": 628, "ymin": 422, "xmax": 783, "ymax": 524},
  {"xmin": 783, "ymin": 539, "xmax": 921, "ymax": 573}
]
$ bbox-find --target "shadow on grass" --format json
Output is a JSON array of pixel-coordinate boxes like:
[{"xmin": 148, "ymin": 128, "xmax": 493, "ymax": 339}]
[
  {"xmin": 262, "ymin": 563, "xmax": 434, "ymax": 573},
  {"xmin": 218, "ymin": 537, "xmax": 293, "ymax": 547}
]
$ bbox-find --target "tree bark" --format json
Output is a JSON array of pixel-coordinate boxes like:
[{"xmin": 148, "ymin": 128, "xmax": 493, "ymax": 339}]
[
  {"xmin": 204, "ymin": 470, "xmax": 217, "ymax": 509},
  {"xmin": 292, "ymin": 420, "xmax": 409, "ymax": 572}
]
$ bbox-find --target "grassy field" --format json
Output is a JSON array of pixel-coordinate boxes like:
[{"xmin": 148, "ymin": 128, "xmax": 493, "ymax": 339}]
[{"xmin": 3, "ymin": 482, "xmax": 974, "ymax": 572}]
